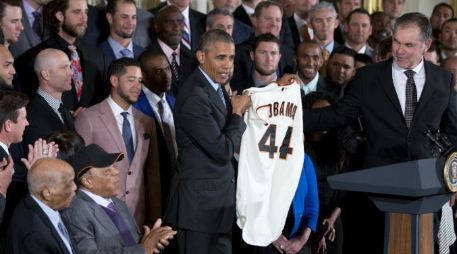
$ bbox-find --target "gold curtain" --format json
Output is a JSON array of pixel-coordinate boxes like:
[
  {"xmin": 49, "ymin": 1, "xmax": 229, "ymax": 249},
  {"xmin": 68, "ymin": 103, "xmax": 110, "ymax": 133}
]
[
  {"xmin": 363, "ymin": 0, "xmax": 383, "ymax": 14},
  {"xmin": 453, "ymin": 0, "xmax": 457, "ymax": 17}
]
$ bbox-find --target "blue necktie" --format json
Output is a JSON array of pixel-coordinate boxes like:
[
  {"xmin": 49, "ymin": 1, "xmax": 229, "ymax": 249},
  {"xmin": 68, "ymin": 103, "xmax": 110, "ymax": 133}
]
[
  {"xmin": 217, "ymin": 85, "xmax": 226, "ymax": 109},
  {"xmin": 120, "ymin": 112, "xmax": 134, "ymax": 163},
  {"xmin": 101, "ymin": 202, "xmax": 137, "ymax": 246},
  {"xmin": 120, "ymin": 48, "xmax": 132, "ymax": 58}
]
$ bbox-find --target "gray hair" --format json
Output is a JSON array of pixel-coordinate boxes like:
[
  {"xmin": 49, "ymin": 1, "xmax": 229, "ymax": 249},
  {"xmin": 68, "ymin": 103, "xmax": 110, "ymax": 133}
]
[
  {"xmin": 309, "ymin": 1, "xmax": 338, "ymax": 22},
  {"xmin": 199, "ymin": 29, "xmax": 234, "ymax": 52},
  {"xmin": 206, "ymin": 8, "xmax": 234, "ymax": 28},
  {"xmin": 394, "ymin": 12, "xmax": 431, "ymax": 42}
]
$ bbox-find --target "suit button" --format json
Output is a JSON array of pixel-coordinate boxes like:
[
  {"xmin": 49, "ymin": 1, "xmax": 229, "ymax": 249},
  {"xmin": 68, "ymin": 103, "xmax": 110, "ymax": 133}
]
[
  {"xmin": 125, "ymin": 190, "xmax": 130, "ymax": 195},
  {"xmin": 231, "ymin": 178, "xmax": 235, "ymax": 183},
  {"xmin": 128, "ymin": 171, "xmax": 132, "ymax": 175}
]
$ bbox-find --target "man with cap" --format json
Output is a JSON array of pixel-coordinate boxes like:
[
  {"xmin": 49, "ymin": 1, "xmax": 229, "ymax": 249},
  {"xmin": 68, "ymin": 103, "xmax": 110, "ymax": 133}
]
[{"xmin": 62, "ymin": 144, "xmax": 176, "ymax": 254}]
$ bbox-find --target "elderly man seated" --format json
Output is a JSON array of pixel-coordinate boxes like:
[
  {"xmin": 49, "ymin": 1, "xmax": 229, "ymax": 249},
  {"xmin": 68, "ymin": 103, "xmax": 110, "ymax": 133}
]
[{"xmin": 62, "ymin": 144, "xmax": 176, "ymax": 254}]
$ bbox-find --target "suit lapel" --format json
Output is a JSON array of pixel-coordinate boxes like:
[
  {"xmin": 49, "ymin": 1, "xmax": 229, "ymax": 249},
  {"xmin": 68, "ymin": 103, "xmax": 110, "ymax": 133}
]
[
  {"xmin": 414, "ymin": 61, "xmax": 436, "ymax": 120},
  {"xmin": 99, "ymin": 100, "xmax": 126, "ymax": 153},
  {"xmin": 25, "ymin": 196, "xmax": 72, "ymax": 254},
  {"xmin": 197, "ymin": 70, "xmax": 227, "ymax": 115},
  {"xmin": 132, "ymin": 109, "xmax": 145, "ymax": 162},
  {"xmin": 36, "ymin": 95, "xmax": 66, "ymax": 129},
  {"xmin": 379, "ymin": 59, "xmax": 404, "ymax": 118}
]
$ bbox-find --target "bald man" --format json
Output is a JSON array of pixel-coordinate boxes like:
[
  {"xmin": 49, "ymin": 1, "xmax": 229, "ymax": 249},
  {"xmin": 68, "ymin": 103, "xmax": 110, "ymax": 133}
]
[
  {"xmin": 22, "ymin": 48, "xmax": 75, "ymax": 150},
  {"xmin": 0, "ymin": 45, "xmax": 15, "ymax": 90},
  {"xmin": 5, "ymin": 158, "xmax": 77, "ymax": 253}
]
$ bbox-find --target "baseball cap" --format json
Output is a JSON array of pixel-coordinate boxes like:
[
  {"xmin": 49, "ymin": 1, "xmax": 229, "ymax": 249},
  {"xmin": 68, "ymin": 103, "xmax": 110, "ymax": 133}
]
[{"xmin": 67, "ymin": 144, "xmax": 124, "ymax": 179}]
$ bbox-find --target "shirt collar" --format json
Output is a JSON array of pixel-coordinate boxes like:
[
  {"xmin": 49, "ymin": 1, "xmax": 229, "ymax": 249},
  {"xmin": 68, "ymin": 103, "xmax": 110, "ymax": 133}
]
[
  {"xmin": 157, "ymin": 38, "xmax": 180, "ymax": 58},
  {"xmin": 107, "ymin": 36, "xmax": 133, "ymax": 57},
  {"xmin": 0, "ymin": 141, "xmax": 9, "ymax": 155},
  {"xmin": 31, "ymin": 194, "xmax": 61, "ymax": 224},
  {"xmin": 37, "ymin": 88, "xmax": 62, "ymax": 111},
  {"xmin": 80, "ymin": 189, "xmax": 112, "ymax": 208},
  {"xmin": 293, "ymin": 13, "xmax": 307, "ymax": 28},
  {"xmin": 325, "ymin": 40, "xmax": 335, "ymax": 53},
  {"xmin": 298, "ymin": 72, "xmax": 319, "ymax": 94},
  {"xmin": 393, "ymin": 58, "xmax": 425, "ymax": 75},
  {"xmin": 107, "ymin": 95, "xmax": 133, "ymax": 116},
  {"xmin": 199, "ymin": 67, "xmax": 220, "ymax": 92},
  {"xmin": 345, "ymin": 42, "xmax": 367, "ymax": 54},
  {"xmin": 241, "ymin": 3, "xmax": 255, "ymax": 15},
  {"xmin": 142, "ymin": 86, "xmax": 165, "ymax": 106},
  {"xmin": 23, "ymin": 0, "xmax": 42, "ymax": 18}
]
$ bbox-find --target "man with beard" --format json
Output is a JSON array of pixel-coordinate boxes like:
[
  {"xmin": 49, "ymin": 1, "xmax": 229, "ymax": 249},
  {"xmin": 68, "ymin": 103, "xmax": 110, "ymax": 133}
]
[
  {"xmin": 15, "ymin": 0, "xmax": 106, "ymax": 114},
  {"xmin": 440, "ymin": 18, "xmax": 457, "ymax": 61},
  {"xmin": 75, "ymin": 57, "xmax": 161, "ymax": 227},
  {"xmin": 295, "ymin": 40, "xmax": 332, "ymax": 96},
  {"xmin": 325, "ymin": 46, "xmax": 356, "ymax": 99},
  {"xmin": 0, "ymin": 45, "xmax": 15, "ymax": 91},
  {"xmin": 232, "ymin": 33, "xmax": 282, "ymax": 91},
  {"xmin": 0, "ymin": 0, "xmax": 24, "ymax": 49},
  {"xmin": 133, "ymin": 49, "xmax": 177, "ymax": 215},
  {"xmin": 148, "ymin": 5, "xmax": 198, "ymax": 95},
  {"xmin": 344, "ymin": 9, "xmax": 374, "ymax": 58},
  {"xmin": 100, "ymin": 0, "xmax": 144, "ymax": 67},
  {"xmin": 10, "ymin": 0, "xmax": 52, "ymax": 58},
  {"xmin": 367, "ymin": 11, "xmax": 392, "ymax": 55}
]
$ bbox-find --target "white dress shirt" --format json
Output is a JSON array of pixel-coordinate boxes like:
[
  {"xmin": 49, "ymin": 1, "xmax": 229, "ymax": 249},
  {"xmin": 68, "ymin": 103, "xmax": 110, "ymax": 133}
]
[
  {"xmin": 345, "ymin": 42, "xmax": 367, "ymax": 54},
  {"xmin": 392, "ymin": 59, "xmax": 426, "ymax": 115},
  {"xmin": 298, "ymin": 72, "xmax": 320, "ymax": 95},
  {"xmin": 31, "ymin": 195, "xmax": 73, "ymax": 254},
  {"xmin": 107, "ymin": 96, "xmax": 137, "ymax": 149},
  {"xmin": 0, "ymin": 141, "xmax": 9, "ymax": 155},
  {"xmin": 80, "ymin": 189, "xmax": 113, "ymax": 208}
]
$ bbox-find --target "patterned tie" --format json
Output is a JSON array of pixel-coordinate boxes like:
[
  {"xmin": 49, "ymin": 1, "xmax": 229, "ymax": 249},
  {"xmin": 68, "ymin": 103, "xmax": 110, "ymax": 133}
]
[
  {"xmin": 120, "ymin": 48, "xmax": 132, "ymax": 58},
  {"xmin": 438, "ymin": 202, "xmax": 456, "ymax": 254},
  {"xmin": 158, "ymin": 99, "xmax": 177, "ymax": 170},
  {"xmin": 68, "ymin": 45, "xmax": 84, "ymax": 101},
  {"xmin": 120, "ymin": 112, "xmax": 134, "ymax": 164},
  {"xmin": 57, "ymin": 221, "xmax": 71, "ymax": 244},
  {"xmin": 320, "ymin": 48, "xmax": 330, "ymax": 78},
  {"xmin": 217, "ymin": 85, "xmax": 226, "ymax": 109},
  {"xmin": 32, "ymin": 11, "xmax": 43, "ymax": 42},
  {"xmin": 404, "ymin": 70, "xmax": 417, "ymax": 128},
  {"xmin": 170, "ymin": 52, "xmax": 180, "ymax": 83},
  {"xmin": 182, "ymin": 21, "xmax": 191, "ymax": 49},
  {"xmin": 103, "ymin": 202, "xmax": 136, "ymax": 246}
]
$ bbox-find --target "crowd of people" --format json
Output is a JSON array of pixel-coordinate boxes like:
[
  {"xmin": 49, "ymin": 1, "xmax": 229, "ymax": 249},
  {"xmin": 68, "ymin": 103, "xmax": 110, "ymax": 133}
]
[{"xmin": 0, "ymin": 0, "xmax": 456, "ymax": 253}]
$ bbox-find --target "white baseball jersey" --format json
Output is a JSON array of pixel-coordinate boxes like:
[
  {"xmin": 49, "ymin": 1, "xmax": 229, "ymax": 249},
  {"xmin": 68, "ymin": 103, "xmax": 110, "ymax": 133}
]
[{"xmin": 236, "ymin": 82, "xmax": 304, "ymax": 246}]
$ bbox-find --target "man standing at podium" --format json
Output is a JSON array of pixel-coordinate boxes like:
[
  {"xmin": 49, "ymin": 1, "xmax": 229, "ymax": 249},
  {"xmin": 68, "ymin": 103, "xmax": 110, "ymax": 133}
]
[{"xmin": 301, "ymin": 12, "xmax": 457, "ymax": 253}]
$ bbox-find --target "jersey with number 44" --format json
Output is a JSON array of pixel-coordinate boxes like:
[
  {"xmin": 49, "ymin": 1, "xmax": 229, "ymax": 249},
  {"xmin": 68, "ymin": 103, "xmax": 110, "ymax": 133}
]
[{"xmin": 236, "ymin": 82, "xmax": 304, "ymax": 246}]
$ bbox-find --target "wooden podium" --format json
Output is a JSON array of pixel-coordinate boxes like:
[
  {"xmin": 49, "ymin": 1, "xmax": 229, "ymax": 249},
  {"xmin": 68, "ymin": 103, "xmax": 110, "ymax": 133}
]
[{"xmin": 328, "ymin": 158, "xmax": 451, "ymax": 254}]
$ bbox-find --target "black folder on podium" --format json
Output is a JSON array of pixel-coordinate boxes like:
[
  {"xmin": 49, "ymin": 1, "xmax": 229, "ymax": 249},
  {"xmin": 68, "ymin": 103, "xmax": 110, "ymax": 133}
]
[{"xmin": 328, "ymin": 158, "xmax": 451, "ymax": 254}]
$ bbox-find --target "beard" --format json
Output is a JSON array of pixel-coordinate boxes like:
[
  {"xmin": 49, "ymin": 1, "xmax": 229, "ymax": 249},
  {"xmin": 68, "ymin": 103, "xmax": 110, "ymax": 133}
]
[
  {"xmin": 254, "ymin": 64, "xmax": 277, "ymax": 76},
  {"xmin": 115, "ymin": 29, "xmax": 134, "ymax": 39},
  {"xmin": 62, "ymin": 21, "xmax": 87, "ymax": 38}
]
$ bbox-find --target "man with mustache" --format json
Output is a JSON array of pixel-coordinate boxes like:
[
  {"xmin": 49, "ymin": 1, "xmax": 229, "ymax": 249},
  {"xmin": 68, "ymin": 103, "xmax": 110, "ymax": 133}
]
[
  {"xmin": 367, "ymin": 11, "xmax": 393, "ymax": 55},
  {"xmin": 99, "ymin": 0, "xmax": 144, "ymax": 67},
  {"xmin": 75, "ymin": 58, "xmax": 161, "ymax": 227},
  {"xmin": 15, "ymin": 0, "xmax": 106, "ymax": 114}
]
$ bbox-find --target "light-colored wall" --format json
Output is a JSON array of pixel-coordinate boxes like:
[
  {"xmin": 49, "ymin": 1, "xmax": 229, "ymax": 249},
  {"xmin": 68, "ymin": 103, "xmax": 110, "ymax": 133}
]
[{"xmin": 403, "ymin": 0, "xmax": 451, "ymax": 17}]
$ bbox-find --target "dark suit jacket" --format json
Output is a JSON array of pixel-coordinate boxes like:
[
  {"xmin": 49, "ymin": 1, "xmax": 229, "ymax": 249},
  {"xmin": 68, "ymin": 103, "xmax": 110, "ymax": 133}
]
[
  {"xmin": 99, "ymin": 40, "xmax": 145, "ymax": 70},
  {"xmin": 303, "ymin": 59, "xmax": 457, "ymax": 168},
  {"xmin": 0, "ymin": 146, "xmax": 7, "ymax": 224},
  {"xmin": 61, "ymin": 190, "xmax": 143, "ymax": 254},
  {"xmin": 165, "ymin": 69, "xmax": 246, "ymax": 233},
  {"xmin": 287, "ymin": 16, "xmax": 301, "ymax": 50},
  {"xmin": 149, "ymin": 2, "xmax": 206, "ymax": 51},
  {"xmin": 334, "ymin": 24, "xmax": 345, "ymax": 45},
  {"xmin": 233, "ymin": 5, "xmax": 252, "ymax": 27},
  {"xmin": 232, "ymin": 36, "xmax": 295, "ymax": 89},
  {"xmin": 22, "ymin": 94, "xmax": 75, "ymax": 148},
  {"xmin": 133, "ymin": 90, "xmax": 176, "ymax": 213},
  {"xmin": 15, "ymin": 33, "xmax": 107, "ymax": 110},
  {"xmin": 148, "ymin": 40, "xmax": 199, "ymax": 95},
  {"xmin": 5, "ymin": 195, "xmax": 74, "ymax": 254},
  {"xmin": 233, "ymin": 19, "xmax": 253, "ymax": 44}
]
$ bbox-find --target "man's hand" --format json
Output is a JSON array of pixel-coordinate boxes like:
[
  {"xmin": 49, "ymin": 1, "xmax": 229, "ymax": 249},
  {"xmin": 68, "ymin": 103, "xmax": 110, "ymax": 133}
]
[
  {"xmin": 141, "ymin": 219, "xmax": 177, "ymax": 254},
  {"xmin": 277, "ymin": 74, "xmax": 299, "ymax": 86},
  {"xmin": 0, "ymin": 156, "xmax": 13, "ymax": 196},
  {"xmin": 282, "ymin": 228, "xmax": 311, "ymax": 254},
  {"xmin": 21, "ymin": 139, "xmax": 59, "ymax": 170},
  {"xmin": 231, "ymin": 91, "xmax": 251, "ymax": 116},
  {"xmin": 272, "ymin": 234, "xmax": 289, "ymax": 253}
]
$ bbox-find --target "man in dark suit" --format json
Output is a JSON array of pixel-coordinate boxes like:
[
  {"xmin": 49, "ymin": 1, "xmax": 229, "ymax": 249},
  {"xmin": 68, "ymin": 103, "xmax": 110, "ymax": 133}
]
[
  {"xmin": 0, "ymin": 91, "xmax": 28, "ymax": 224},
  {"xmin": 165, "ymin": 30, "xmax": 251, "ymax": 254},
  {"xmin": 62, "ymin": 144, "xmax": 176, "ymax": 254},
  {"xmin": 149, "ymin": 5, "xmax": 198, "ymax": 95},
  {"xmin": 287, "ymin": 0, "xmax": 318, "ymax": 50},
  {"xmin": 9, "ymin": 0, "xmax": 49, "ymax": 58},
  {"xmin": 133, "ymin": 49, "xmax": 176, "ymax": 213},
  {"xmin": 233, "ymin": 0, "xmax": 260, "ymax": 27},
  {"xmin": 233, "ymin": 1, "xmax": 295, "ymax": 90},
  {"xmin": 206, "ymin": 8, "xmax": 253, "ymax": 45},
  {"xmin": 0, "ymin": 0, "xmax": 24, "ymax": 49},
  {"xmin": 149, "ymin": 0, "xmax": 206, "ymax": 51},
  {"xmin": 301, "ymin": 12, "xmax": 457, "ymax": 253},
  {"xmin": 5, "ymin": 158, "xmax": 77, "ymax": 253},
  {"xmin": 344, "ymin": 9, "xmax": 375, "ymax": 59},
  {"xmin": 99, "ymin": 0, "xmax": 145, "ymax": 67},
  {"xmin": 15, "ymin": 0, "xmax": 106, "ymax": 113},
  {"xmin": 295, "ymin": 40, "xmax": 332, "ymax": 96}
]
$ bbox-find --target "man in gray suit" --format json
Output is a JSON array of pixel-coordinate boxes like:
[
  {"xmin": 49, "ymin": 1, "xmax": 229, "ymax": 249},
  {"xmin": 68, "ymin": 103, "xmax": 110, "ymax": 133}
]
[{"xmin": 62, "ymin": 144, "xmax": 176, "ymax": 254}]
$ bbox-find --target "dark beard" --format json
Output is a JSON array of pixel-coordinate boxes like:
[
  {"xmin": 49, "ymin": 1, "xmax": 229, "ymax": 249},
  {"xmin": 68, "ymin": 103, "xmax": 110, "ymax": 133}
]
[
  {"xmin": 62, "ymin": 22, "xmax": 85, "ymax": 38},
  {"xmin": 0, "ymin": 79, "xmax": 13, "ymax": 91}
]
